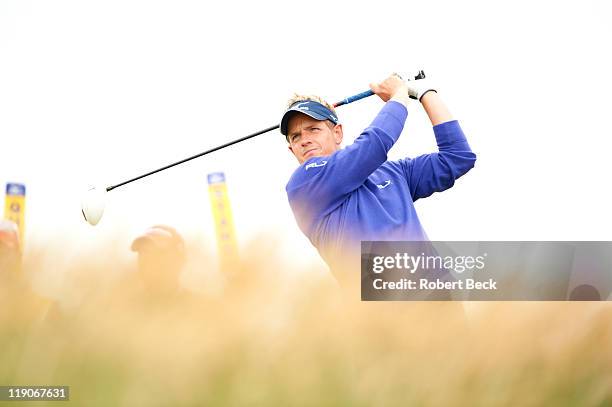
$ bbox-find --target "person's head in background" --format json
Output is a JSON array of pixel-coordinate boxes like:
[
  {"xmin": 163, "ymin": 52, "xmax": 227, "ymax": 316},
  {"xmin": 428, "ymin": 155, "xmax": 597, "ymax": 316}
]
[
  {"xmin": 0, "ymin": 220, "xmax": 22, "ymax": 278},
  {"xmin": 131, "ymin": 225, "xmax": 186, "ymax": 297}
]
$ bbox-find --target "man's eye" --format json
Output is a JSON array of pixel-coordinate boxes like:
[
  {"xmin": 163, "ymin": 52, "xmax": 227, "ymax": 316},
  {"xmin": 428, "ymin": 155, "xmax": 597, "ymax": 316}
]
[{"xmin": 312, "ymin": 128, "xmax": 320, "ymax": 132}]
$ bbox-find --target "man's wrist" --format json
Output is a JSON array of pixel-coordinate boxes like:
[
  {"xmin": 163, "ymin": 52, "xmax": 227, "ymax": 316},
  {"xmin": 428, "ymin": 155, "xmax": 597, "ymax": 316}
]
[
  {"xmin": 418, "ymin": 89, "xmax": 437, "ymax": 103},
  {"xmin": 390, "ymin": 87, "xmax": 410, "ymax": 108}
]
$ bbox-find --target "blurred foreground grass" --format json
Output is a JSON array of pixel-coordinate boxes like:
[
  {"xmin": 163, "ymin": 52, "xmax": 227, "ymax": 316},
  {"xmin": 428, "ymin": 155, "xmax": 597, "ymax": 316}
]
[{"xmin": 1, "ymin": 238, "xmax": 611, "ymax": 406}]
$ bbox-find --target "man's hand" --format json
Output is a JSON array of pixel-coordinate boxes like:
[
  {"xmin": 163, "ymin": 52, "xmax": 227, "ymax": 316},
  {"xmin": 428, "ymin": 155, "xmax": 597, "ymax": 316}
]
[
  {"xmin": 369, "ymin": 73, "xmax": 409, "ymax": 103},
  {"xmin": 370, "ymin": 72, "xmax": 438, "ymax": 105},
  {"xmin": 405, "ymin": 78, "xmax": 437, "ymax": 102}
]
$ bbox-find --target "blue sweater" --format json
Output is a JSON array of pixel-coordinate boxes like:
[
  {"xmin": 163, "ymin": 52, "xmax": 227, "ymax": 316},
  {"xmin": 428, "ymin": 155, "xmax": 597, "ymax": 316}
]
[{"xmin": 286, "ymin": 101, "xmax": 476, "ymax": 274}]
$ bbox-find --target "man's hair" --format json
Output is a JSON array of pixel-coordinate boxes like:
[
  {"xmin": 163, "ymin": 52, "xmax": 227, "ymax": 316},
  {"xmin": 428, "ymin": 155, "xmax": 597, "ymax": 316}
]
[
  {"xmin": 286, "ymin": 94, "xmax": 337, "ymax": 115},
  {"xmin": 285, "ymin": 94, "xmax": 338, "ymax": 140}
]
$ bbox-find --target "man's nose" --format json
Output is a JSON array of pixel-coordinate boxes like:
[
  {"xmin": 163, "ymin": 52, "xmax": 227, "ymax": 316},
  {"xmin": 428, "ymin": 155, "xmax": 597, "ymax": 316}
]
[{"xmin": 300, "ymin": 135, "xmax": 313, "ymax": 147}]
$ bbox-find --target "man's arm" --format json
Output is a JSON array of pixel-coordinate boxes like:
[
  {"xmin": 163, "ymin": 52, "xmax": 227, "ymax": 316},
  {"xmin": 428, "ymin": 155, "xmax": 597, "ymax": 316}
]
[
  {"xmin": 420, "ymin": 91, "xmax": 453, "ymax": 126},
  {"xmin": 399, "ymin": 90, "xmax": 476, "ymax": 200}
]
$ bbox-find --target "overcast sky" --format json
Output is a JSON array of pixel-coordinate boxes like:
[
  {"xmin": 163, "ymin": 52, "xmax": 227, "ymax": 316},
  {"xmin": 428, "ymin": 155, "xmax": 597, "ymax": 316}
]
[{"xmin": 1, "ymin": 0, "xmax": 611, "ymax": 272}]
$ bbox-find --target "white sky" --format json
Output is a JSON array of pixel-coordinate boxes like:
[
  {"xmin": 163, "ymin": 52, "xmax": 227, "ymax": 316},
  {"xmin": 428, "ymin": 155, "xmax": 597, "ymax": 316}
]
[{"xmin": 1, "ymin": 0, "xmax": 611, "ymax": 273}]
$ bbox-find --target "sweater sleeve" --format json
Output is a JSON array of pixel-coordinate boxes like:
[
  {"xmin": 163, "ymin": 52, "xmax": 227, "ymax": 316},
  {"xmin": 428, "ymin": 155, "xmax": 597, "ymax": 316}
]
[
  {"xmin": 286, "ymin": 101, "xmax": 407, "ymax": 223},
  {"xmin": 398, "ymin": 120, "xmax": 476, "ymax": 201}
]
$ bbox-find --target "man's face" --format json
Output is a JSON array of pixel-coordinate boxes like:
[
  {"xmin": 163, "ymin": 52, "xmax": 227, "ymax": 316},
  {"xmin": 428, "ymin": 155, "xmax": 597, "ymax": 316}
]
[
  {"xmin": 137, "ymin": 248, "xmax": 184, "ymax": 294},
  {"xmin": 287, "ymin": 113, "xmax": 343, "ymax": 164}
]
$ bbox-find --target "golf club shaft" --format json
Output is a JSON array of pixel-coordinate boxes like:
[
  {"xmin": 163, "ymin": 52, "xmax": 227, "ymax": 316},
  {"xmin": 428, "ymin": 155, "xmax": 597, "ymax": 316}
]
[
  {"xmin": 107, "ymin": 124, "xmax": 279, "ymax": 191},
  {"xmin": 106, "ymin": 71, "xmax": 426, "ymax": 192},
  {"xmin": 333, "ymin": 90, "xmax": 374, "ymax": 108},
  {"xmin": 105, "ymin": 91, "xmax": 371, "ymax": 192}
]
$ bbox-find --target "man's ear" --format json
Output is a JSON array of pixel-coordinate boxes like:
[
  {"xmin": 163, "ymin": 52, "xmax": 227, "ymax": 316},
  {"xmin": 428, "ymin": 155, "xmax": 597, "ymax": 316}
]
[{"xmin": 333, "ymin": 124, "xmax": 343, "ymax": 145}]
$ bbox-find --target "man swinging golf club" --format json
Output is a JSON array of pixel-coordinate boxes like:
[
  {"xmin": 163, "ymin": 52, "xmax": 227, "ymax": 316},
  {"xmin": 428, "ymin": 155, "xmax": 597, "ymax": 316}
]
[{"xmin": 281, "ymin": 73, "xmax": 477, "ymax": 287}]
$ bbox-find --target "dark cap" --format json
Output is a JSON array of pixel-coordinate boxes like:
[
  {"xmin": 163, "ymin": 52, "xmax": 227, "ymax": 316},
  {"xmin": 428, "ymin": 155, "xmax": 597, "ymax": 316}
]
[
  {"xmin": 280, "ymin": 100, "xmax": 339, "ymax": 136},
  {"xmin": 131, "ymin": 225, "xmax": 185, "ymax": 254}
]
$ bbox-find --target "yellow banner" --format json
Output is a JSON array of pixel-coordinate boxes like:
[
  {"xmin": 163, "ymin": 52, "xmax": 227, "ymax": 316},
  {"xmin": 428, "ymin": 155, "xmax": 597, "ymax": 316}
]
[
  {"xmin": 4, "ymin": 183, "xmax": 26, "ymax": 246},
  {"xmin": 207, "ymin": 173, "xmax": 238, "ymax": 269}
]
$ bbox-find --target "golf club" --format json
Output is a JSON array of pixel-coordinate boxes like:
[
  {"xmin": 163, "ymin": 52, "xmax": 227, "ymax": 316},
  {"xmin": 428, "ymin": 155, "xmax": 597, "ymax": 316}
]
[{"xmin": 81, "ymin": 70, "xmax": 426, "ymax": 225}]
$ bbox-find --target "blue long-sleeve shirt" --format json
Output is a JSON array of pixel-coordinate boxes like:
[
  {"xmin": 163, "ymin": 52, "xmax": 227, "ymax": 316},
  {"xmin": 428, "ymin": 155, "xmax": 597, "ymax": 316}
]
[{"xmin": 286, "ymin": 101, "xmax": 476, "ymax": 276}]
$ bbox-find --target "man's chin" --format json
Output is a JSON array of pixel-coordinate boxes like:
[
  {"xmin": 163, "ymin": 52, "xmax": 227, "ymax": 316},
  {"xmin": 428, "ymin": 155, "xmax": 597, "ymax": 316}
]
[{"xmin": 303, "ymin": 150, "xmax": 321, "ymax": 161}]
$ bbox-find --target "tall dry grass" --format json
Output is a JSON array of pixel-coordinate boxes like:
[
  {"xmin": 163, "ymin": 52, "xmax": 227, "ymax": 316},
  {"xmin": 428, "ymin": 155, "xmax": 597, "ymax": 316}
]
[{"xmin": 1, "ymin": 237, "xmax": 611, "ymax": 406}]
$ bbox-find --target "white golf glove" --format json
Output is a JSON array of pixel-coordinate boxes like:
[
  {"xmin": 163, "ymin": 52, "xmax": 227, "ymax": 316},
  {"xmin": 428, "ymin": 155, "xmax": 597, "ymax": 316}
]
[{"xmin": 405, "ymin": 78, "xmax": 437, "ymax": 102}]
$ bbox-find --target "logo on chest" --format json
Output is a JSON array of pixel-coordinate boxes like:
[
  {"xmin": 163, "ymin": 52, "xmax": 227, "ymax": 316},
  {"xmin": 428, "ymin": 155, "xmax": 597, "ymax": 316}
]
[
  {"xmin": 305, "ymin": 160, "xmax": 327, "ymax": 170},
  {"xmin": 376, "ymin": 180, "xmax": 392, "ymax": 189}
]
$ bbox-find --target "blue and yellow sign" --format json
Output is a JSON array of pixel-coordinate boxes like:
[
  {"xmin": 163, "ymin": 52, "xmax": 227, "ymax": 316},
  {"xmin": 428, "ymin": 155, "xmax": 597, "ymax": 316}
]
[
  {"xmin": 4, "ymin": 183, "xmax": 26, "ymax": 246},
  {"xmin": 207, "ymin": 172, "xmax": 238, "ymax": 270}
]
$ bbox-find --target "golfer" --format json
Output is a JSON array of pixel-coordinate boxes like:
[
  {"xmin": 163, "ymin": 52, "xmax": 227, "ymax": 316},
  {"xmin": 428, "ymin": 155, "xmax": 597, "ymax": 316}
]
[{"xmin": 281, "ymin": 73, "xmax": 476, "ymax": 285}]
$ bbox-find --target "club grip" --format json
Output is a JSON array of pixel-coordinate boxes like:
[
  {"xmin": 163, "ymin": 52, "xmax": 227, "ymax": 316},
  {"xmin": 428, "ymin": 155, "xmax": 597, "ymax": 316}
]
[{"xmin": 333, "ymin": 89, "xmax": 375, "ymax": 107}]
